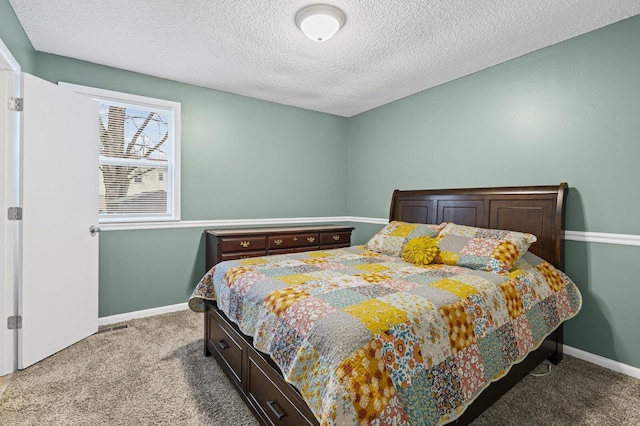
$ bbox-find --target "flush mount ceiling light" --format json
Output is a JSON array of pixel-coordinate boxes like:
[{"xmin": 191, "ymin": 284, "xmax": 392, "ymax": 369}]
[{"xmin": 295, "ymin": 4, "xmax": 346, "ymax": 42}]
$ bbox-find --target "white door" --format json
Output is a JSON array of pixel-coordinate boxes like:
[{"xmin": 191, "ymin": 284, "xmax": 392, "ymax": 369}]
[{"xmin": 19, "ymin": 73, "xmax": 99, "ymax": 368}]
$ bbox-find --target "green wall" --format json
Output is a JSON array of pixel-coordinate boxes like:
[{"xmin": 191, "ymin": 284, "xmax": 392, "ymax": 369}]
[
  {"xmin": 347, "ymin": 16, "xmax": 640, "ymax": 369},
  {"xmin": 33, "ymin": 54, "xmax": 348, "ymax": 317},
  {"xmin": 98, "ymin": 228, "xmax": 207, "ymax": 316},
  {"xmin": 564, "ymin": 241, "xmax": 638, "ymax": 365},
  {"xmin": 0, "ymin": 0, "xmax": 35, "ymax": 72}
]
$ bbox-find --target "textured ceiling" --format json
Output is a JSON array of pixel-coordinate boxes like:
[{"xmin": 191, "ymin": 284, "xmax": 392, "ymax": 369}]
[{"xmin": 8, "ymin": 0, "xmax": 640, "ymax": 117}]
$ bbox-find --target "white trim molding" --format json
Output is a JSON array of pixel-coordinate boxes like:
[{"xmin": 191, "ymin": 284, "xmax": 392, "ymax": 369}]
[
  {"xmin": 98, "ymin": 302, "xmax": 188, "ymax": 326},
  {"xmin": 563, "ymin": 230, "xmax": 640, "ymax": 247},
  {"xmin": 101, "ymin": 216, "xmax": 356, "ymax": 231},
  {"xmin": 564, "ymin": 345, "xmax": 640, "ymax": 380},
  {"xmin": 0, "ymin": 38, "xmax": 21, "ymax": 71},
  {"xmin": 348, "ymin": 216, "xmax": 389, "ymax": 225},
  {"xmin": 0, "ymin": 36, "xmax": 21, "ymax": 376}
]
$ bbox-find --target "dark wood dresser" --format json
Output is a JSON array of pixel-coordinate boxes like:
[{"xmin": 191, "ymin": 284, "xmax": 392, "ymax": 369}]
[{"xmin": 204, "ymin": 225, "xmax": 354, "ymax": 270}]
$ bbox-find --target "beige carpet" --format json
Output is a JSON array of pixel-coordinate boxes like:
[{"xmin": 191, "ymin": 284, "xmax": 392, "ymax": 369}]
[
  {"xmin": 472, "ymin": 355, "xmax": 640, "ymax": 425},
  {"xmin": 0, "ymin": 310, "xmax": 259, "ymax": 426},
  {"xmin": 0, "ymin": 310, "xmax": 638, "ymax": 425}
]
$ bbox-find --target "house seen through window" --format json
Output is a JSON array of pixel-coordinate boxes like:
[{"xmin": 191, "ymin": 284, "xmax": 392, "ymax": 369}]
[{"xmin": 60, "ymin": 83, "xmax": 181, "ymax": 223}]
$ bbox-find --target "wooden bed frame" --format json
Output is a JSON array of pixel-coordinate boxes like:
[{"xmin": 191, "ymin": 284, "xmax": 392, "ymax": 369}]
[{"xmin": 203, "ymin": 183, "xmax": 569, "ymax": 425}]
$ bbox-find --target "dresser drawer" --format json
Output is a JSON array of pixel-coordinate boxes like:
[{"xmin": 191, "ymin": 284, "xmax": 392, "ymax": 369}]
[
  {"xmin": 220, "ymin": 237, "xmax": 266, "ymax": 253},
  {"xmin": 248, "ymin": 356, "xmax": 315, "ymax": 425},
  {"xmin": 320, "ymin": 231, "xmax": 351, "ymax": 246},
  {"xmin": 267, "ymin": 249, "xmax": 296, "ymax": 256},
  {"xmin": 220, "ymin": 250, "xmax": 268, "ymax": 262},
  {"xmin": 295, "ymin": 246, "xmax": 319, "ymax": 253},
  {"xmin": 268, "ymin": 233, "xmax": 319, "ymax": 249},
  {"xmin": 207, "ymin": 310, "xmax": 244, "ymax": 386}
]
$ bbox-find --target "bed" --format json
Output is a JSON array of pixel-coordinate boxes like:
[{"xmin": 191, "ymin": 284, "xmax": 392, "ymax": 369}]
[{"xmin": 189, "ymin": 183, "xmax": 582, "ymax": 425}]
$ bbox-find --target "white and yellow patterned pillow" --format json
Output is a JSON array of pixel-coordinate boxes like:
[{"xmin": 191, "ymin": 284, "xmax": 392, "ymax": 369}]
[
  {"xmin": 364, "ymin": 221, "xmax": 446, "ymax": 257},
  {"xmin": 434, "ymin": 223, "xmax": 537, "ymax": 274}
]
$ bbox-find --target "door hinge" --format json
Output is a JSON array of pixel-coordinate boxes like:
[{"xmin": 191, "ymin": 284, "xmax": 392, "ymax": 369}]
[
  {"xmin": 8, "ymin": 97, "xmax": 23, "ymax": 111},
  {"xmin": 7, "ymin": 315, "xmax": 22, "ymax": 330},
  {"xmin": 7, "ymin": 207, "xmax": 23, "ymax": 221}
]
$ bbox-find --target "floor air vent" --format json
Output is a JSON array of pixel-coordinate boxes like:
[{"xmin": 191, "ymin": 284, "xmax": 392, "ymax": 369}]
[{"xmin": 97, "ymin": 324, "xmax": 129, "ymax": 334}]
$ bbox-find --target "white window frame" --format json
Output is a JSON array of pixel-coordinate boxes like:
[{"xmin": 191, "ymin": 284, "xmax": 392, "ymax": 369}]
[{"xmin": 59, "ymin": 82, "xmax": 181, "ymax": 224}]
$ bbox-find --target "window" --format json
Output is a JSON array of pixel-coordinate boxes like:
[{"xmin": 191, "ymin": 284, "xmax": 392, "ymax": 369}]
[{"xmin": 60, "ymin": 83, "xmax": 181, "ymax": 223}]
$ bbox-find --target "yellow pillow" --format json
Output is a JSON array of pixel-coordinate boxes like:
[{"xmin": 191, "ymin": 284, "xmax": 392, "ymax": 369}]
[{"xmin": 401, "ymin": 236, "xmax": 439, "ymax": 266}]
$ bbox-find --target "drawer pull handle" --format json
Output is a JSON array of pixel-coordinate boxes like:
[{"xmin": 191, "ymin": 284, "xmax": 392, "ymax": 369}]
[
  {"xmin": 240, "ymin": 241, "xmax": 250, "ymax": 248},
  {"xmin": 332, "ymin": 235, "xmax": 340, "ymax": 241},
  {"xmin": 293, "ymin": 237, "xmax": 298, "ymax": 241},
  {"xmin": 307, "ymin": 236, "xmax": 315, "ymax": 243},
  {"xmin": 266, "ymin": 400, "xmax": 287, "ymax": 419},
  {"xmin": 274, "ymin": 239, "xmax": 283, "ymax": 246},
  {"xmin": 217, "ymin": 339, "xmax": 230, "ymax": 350}
]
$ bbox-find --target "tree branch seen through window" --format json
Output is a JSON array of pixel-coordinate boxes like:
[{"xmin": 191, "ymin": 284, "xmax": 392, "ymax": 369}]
[{"xmin": 98, "ymin": 104, "xmax": 170, "ymax": 215}]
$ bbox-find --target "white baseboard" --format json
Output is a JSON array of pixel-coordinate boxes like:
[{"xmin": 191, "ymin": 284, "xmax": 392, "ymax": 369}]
[
  {"xmin": 564, "ymin": 345, "xmax": 640, "ymax": 380},
  {"xmin": 97, "ymin": 302, "xmax": 188, "ymax": 326}
]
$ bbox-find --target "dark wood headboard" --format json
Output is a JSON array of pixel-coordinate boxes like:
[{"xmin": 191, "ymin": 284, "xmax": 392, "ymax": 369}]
[{"xmin": 389, "ymin": 183, "xmax": 568, "ymax": 269}]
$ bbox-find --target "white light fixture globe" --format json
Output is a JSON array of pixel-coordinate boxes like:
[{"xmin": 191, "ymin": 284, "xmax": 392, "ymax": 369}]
[{"xmin": 296, "ymin": 4, "xmax": 345, "ymax": 42}]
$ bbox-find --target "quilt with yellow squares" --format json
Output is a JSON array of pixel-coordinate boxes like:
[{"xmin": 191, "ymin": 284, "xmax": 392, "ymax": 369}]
[{"xmin": 189, "ymin": 246, "xmax": 581, "ymax": 425}]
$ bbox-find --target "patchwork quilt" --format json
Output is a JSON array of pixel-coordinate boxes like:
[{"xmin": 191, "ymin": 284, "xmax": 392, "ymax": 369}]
[{"xmin": 189, "ymin": 246, "xmax": 582, "ymax": 425}]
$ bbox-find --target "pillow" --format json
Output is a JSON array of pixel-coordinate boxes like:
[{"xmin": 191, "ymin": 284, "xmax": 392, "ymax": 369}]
[
  {"xmin": 364, "ymin": 221, "xmax": 446, "ymax": 257},
  {"xmin": 401, "ymin": 236, "xmax": 439, "ymax": 266},
  {"xmin": 434, "ymin": 223, "xmax": 537, "ymax": 274}
]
